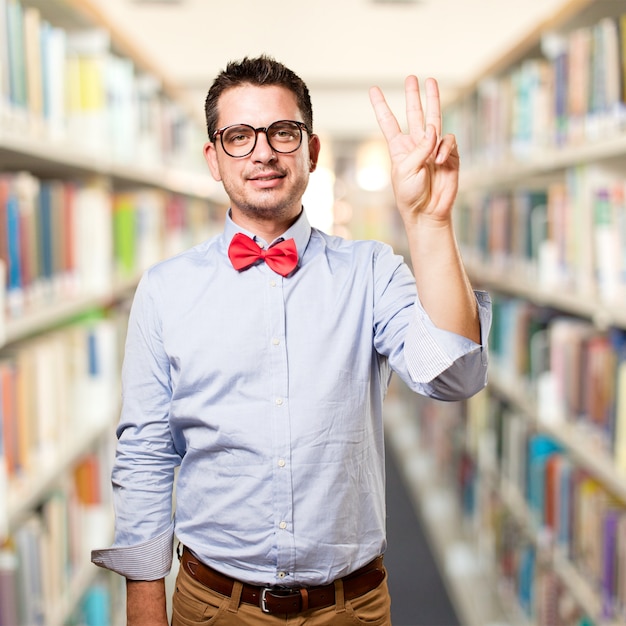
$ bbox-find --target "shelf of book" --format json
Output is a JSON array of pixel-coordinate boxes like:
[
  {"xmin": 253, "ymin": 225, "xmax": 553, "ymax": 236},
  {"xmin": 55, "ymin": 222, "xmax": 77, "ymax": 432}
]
[
  {"xmin": 0, "ymin": 125, "xmax": 223, "ymax": 201},
  {"xmin": 464, "ymin": 261, "xmax": 626, "ymax": 330},
  {"xmin": 438, "ymin": 2, "xmax": 626, "ymax": 623},
  {"xmin": 459, "ymin": 133, "xmax": 626, "ymax": 192},
  {"xmin": 0, "ymin": 0, "xmax": 222, "ymax": 622},
  {"xmin": 463, "ymin": 377, "xmax": 626, "ymax": 623},
  {"xmin": 384, "ymin": 388, "xmax": 513, "ymax": 626},
  {"xmin": 47, "ymin": 521, "xmax": 114, "ymax": 626},
  {"xmin": 2, "ymin": 463, "xmax": 120, "ymax": 626},
  {"xmin": 2, "ymin": 277, "xmax": 136, "ymax": 347},
  {"xmin": 489, "ymin": 368, "xmax": 626, "ymax": 503},
  {"xmin": 5, "ymin": 404, "xmax": 115, "ymax": 534},
  {"xmin": 437, "ymin": 384, "xmax": 626, "ymax": 626},
  {"xmin": 495, "ymin": 472, "xmax": 616, "ymax": 625}
]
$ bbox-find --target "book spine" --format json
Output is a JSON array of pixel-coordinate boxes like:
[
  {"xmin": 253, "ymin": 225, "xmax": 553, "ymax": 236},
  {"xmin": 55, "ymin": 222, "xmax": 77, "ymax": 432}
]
[
  {"xmin": 6, "ymin": 0, "xmax": 27, "ymax": 112},
  {"xmin": 601, "ymin": 509, "xmax": 620, "ymax": 619}
]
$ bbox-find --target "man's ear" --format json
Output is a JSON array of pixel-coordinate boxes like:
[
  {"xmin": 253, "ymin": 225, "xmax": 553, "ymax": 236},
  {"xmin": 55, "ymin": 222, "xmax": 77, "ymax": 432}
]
[
  {"xmin": 203, "ymin": 141, "xmax": 222, "ymax": 181},
  {"xmin": 308, "ymin": 134, "xmax": 321, "ymax": 173}
]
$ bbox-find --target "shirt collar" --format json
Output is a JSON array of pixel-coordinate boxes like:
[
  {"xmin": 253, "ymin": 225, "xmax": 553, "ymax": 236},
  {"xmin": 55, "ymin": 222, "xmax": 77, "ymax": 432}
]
[{"xmin": 223, "ymin": 208, "xmax": 312, "ymax": 259}]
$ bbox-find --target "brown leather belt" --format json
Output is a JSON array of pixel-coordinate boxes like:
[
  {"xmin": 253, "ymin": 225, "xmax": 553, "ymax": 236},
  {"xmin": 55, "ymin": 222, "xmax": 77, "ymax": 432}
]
[{"xmin": 180, "ymin": 546, "xmax": 385, "ymax": 615}]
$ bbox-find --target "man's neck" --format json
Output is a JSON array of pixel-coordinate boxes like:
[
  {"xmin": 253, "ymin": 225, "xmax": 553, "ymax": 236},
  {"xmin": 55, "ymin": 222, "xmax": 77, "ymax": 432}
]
[{"xmin": 230, "ymin": 208, "xmax": 302, "ymax": 243}]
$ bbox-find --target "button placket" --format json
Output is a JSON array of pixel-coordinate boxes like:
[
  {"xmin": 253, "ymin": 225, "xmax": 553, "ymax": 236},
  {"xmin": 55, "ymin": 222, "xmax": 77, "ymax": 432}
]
[{"xmin": 266, "ymin": 274, "xmax": 295, "ymax": 579}]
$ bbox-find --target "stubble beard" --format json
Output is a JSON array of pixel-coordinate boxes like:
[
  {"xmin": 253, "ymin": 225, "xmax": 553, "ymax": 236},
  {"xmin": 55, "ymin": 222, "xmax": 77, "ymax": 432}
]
[
  {"xmin": 226, "ymin": 174, "xmax": 309, "ymax": 224},
  {"xmin": 237, "ymin": 190, "xmax": 296, "ymax": 222}
]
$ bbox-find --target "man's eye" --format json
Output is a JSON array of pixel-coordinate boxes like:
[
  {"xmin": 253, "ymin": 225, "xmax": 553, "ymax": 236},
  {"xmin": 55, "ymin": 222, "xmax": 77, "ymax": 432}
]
[
  {"xmin": 224, "ymin": 127, "xmax": 253, "ymax": 144},
  {"xmin": 271, "ymin": 128, "xmax": 297, "ymax": 142}
]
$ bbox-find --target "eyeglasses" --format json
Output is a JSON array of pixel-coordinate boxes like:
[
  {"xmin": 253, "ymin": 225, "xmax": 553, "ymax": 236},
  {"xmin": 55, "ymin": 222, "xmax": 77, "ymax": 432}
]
[{"xmin": 212, "ymin": 120, "xmax": 310, "ymax": 158}]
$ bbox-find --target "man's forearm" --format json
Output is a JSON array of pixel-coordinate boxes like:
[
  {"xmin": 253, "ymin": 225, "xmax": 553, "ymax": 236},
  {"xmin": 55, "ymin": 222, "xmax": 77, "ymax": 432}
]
[
  {"xmin": 127, "ymin": 579, "xmax": 168, "ymax": 626},
  {"xmin": 407, "ymin": 216, "xmax": 480, "ymax": 343}
]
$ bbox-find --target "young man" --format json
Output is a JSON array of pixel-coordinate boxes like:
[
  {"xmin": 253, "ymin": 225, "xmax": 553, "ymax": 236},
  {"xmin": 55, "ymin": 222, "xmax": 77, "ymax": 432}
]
[{"xmin": 92, "ymin": 55, "xmax": 490, "ymax": 625}]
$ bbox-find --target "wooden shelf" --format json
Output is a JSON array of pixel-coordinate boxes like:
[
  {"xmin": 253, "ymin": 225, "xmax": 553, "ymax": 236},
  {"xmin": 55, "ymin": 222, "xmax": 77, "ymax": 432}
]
[
  {"xmin": 0, "ymin": 126, "xmax": 223, "ymax": 200},
  {"xmin": 464, "ymin": 260, "xmax": 626, "ymax": 330},
  {"xmin": 460, "ymin": 132, "xmax": 626, "ymax": 192}
]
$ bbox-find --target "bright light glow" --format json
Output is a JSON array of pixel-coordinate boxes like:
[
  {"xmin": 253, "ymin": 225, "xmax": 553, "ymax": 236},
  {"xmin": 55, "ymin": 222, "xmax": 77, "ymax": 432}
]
[
  {"xmin": 355, "ymin": 140, "xmax": 390, "ymax": 191},
  {"xmin": 303, "ymin": 166, "xmax": 335, "ymax": 233}
]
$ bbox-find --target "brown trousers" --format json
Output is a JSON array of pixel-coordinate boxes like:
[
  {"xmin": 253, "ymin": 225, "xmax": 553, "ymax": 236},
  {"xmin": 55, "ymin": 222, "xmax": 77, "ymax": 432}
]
[{"xmin": 171, "ymin": 561, "xmax": 392, "ymax": 626}]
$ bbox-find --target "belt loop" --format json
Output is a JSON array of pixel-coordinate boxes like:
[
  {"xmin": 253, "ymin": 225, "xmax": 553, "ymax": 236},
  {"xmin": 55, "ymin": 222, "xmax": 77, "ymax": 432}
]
[
  {"xmin": 228, "ymin": 580, "xmax": 243, "ymax": 613},
  {"xmin": 334, "ymin": 578, "xmax": 346, "ymax": 614},
  {"xmin": 300, "ymin": 588, "xmax": 309, "ymax": 612}
]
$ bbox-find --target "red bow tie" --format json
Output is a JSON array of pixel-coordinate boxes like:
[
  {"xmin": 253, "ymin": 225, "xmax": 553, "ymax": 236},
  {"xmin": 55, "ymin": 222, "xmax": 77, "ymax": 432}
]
[{"xmin": 228, "ymin": 233, "xmax": 299, "ymax": 277}]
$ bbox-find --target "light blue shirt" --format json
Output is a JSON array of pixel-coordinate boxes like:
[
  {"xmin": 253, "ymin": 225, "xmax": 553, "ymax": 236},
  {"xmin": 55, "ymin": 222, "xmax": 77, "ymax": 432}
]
[{"xmin": 91, "ymin": 210, "xmax": 491, "ymax": 586}]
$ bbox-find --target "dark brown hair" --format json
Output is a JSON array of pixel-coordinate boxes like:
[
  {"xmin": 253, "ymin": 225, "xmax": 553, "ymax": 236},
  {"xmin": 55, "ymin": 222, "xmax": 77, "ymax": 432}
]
[{"xmin": 204, "ymin": 55, "xmax": 313, "ymax": 140}]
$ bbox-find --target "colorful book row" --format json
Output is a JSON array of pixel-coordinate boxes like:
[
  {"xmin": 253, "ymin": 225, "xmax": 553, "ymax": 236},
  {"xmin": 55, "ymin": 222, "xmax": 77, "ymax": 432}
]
[
  {"xmin": 489, "ymin": 504, "xmax": 596, "ymax": 626},
  {"xmin": 0, "ymin": 311, "xmax": 122, "ymax": 493},
  {"xmin": 0, "ymin": 0, "xmax": 205, "ymax": 172},
  {"xmin": 408, "ymin": 390, "xmax": 603, "ymax": 625},
  {"xmin": 458, "ymin": 165, "xmax": 626, "ymax": 304},
  {"xmin": 463, "ymin": 390, "xmax": 626, "ymax": 624},
  {"xmin": 445, "ymin": 12, "xmax": 626, "ymax": 166},
  {"xmin": 488, "ymin": 294, "xmax": 626, "ymax": 471},
  {"xmin": 0, "ymin": 451, "xmax": 114, "ymax": 626},
  {"xmin": 0, "ymin": 171, "xmax": 222, "ymax": 324},
  {"xmin": 508, "ymin": 429, "xmax": 625, "ymax": 624}
]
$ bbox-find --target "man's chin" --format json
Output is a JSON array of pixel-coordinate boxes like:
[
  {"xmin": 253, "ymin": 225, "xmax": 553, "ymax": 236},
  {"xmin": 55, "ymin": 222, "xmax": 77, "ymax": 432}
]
[{"xmin": 237, "ymin": 199, "xmax": 294, "ymax": 221}]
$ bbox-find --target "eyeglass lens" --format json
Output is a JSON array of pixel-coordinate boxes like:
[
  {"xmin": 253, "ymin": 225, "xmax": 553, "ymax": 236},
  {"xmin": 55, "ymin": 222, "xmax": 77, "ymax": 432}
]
[{"xmin": 220, "ymin": 121, "xmax": 304, "ymax": 157}]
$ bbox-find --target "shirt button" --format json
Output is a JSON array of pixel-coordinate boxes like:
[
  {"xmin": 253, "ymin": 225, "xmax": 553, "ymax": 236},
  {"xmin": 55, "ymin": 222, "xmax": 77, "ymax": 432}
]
[
  {"xmin": 278, "ymin": 571, "xmax": 286, "ymax": 579},
  {"xmin": 269, "ymin": 280, "xmax": 277, "ymax": 287},
  {"xmin": 278, "ymin": 459, "xmax": 286, "ymax": 468},
  {"xmin": 272, "ymin": 338, "xmax": 280, "ymax": 346},
  {"xmin": 279, "ymin": 521, "xmax": 287, "ymax": 530},
  {"xmin": 275, "ymin": 398, "xmax": 283, "ymax": 406}
]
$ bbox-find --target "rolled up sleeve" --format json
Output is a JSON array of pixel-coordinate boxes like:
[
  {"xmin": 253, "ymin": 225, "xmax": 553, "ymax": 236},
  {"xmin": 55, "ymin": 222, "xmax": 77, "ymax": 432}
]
[
  {"xmin": 404, "ymin": 290, "xmax": 491, "ymax": 399},
  {"xmin": 91, "ymin": 522, "xmax": 175, "ymax": 580},
  {"xmin": 90, "ymin": 270, "xmax": 180, "ymax": 579}
]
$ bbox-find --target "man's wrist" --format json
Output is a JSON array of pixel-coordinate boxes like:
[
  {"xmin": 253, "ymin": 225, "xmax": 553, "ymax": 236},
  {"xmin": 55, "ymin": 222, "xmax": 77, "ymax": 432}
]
[{"xmin": 126, "ymin": 578, "xmax": 168, "ymax": 626}]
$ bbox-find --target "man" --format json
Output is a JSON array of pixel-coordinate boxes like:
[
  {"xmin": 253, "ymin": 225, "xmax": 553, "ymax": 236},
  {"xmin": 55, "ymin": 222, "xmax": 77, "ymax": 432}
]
[{"xmin": 92, "ymin": 55, "xmax": 490, "ymax": 625}]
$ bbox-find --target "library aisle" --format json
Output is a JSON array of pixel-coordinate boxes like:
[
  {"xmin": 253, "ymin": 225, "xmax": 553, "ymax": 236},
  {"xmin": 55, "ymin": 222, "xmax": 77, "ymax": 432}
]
[
  {"xmin": 4, "ymin": 0, "xmax": 626, "ymax": 625},
  {"xmin": 385, "ymin": 438, "xmax": 461, "ymax": 626}
]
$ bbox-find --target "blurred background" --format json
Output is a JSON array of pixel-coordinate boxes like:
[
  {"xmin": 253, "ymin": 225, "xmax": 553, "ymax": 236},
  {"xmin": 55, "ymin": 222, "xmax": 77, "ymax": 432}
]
[{"xmin": 3, "ymin": 1, "xmax": 626, "ymax": 625}]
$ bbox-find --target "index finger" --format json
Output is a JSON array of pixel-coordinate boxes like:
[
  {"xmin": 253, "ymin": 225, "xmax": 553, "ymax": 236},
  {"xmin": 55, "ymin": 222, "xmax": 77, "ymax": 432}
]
[{"xmin": 369, "ymin": 85, "xmax": 402, "ymax": 143}]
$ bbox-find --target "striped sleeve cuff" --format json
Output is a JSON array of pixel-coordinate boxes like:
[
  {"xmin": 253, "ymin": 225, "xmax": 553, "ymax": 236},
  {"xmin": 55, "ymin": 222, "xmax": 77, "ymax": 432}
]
[
  {"xmin": 405, "ymin": 290, "xmax": 490, "ymax": 383},
  {"xmin": 91, "ymin": 522, "xmax": 175, "ymax": 580}
]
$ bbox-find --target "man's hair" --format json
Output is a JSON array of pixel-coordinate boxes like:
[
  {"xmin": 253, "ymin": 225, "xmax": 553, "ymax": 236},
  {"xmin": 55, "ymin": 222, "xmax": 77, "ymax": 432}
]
[{"xmin": 204, "ymin": 54, "xmax": 313, "ymax": 140}]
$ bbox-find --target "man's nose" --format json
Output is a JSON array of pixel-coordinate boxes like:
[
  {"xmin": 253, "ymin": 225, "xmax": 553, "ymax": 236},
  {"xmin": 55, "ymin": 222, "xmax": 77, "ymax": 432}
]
[{"xmin": 250, "ymin": 130, "xmax": 276, "ymax": 161}]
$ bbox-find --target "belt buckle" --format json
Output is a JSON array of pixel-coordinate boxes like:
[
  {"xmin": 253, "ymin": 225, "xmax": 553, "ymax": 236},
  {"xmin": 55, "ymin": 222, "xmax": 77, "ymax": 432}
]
[
  {"xmin": 260, "ymin": 586, "xmax": 301, "ymax": 614},
  {"xmin": 260, "ymin": 588, "xmax": 272, "ymax": 614}
]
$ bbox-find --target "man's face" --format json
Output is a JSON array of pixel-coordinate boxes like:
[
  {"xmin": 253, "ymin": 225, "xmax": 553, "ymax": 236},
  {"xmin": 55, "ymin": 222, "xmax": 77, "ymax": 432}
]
[{"xmin": 204, "ymin": 84, "xmax": 320, "ymax": 224}]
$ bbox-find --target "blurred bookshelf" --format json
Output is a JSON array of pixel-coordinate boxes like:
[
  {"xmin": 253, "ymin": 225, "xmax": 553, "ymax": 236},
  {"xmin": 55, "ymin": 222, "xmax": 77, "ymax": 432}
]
[
  {"xmin": 0, "ymin": 0, "xmax": 226, "ymax": 623},
  {"xmin": 387, "ymin": 1, "xmax": 626, "ymax": 625}
]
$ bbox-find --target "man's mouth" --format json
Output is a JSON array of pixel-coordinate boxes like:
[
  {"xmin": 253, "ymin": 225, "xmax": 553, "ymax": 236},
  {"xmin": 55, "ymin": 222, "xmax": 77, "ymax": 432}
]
[
  {"xmin": 249, "ymin": 171, "xmax": 285, "ymax": 181},
  {"xmin": 248, "ymin": 171, "xmax": 286, "ymax": 187}
]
